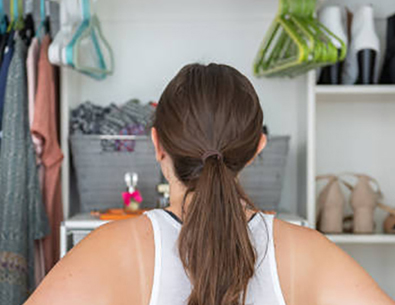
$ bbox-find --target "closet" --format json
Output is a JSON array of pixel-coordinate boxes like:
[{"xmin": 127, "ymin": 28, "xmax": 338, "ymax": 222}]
[{"xmin": 57, "ymin": 0, "xmax": 395, "ymax": 298}]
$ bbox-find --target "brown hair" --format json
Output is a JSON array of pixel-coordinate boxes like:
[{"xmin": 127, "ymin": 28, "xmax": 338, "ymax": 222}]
[{"xmin": 153, "ymin": 63, "xmax": 264, "ymax": 305}]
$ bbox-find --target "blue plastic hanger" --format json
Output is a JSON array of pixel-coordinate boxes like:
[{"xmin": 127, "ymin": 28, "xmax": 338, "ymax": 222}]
[
  {"xmin": 0, "ymin": 0, "xmax": 7, "ymax": 34},
  {"xmin": 65, "ymin": 0, "xmax": 91, "ymax": 67},
  {"xmin": 65, "ymin": 0, "xmax": 113, "ymax": 80},
  {"xmin": 36, "ymin": 0, "xmax": 51, "ymax": 38}
]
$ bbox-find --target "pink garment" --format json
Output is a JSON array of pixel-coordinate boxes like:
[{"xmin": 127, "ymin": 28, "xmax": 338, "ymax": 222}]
[
  {"xmin": 27, "ymin": 37, "xmax": 44, "ymax": 174},
  {"xmin": 27, "ymin": 37, "xmax": 47, "ymax": 286},
  {"xmin": 33, "ymin": 240, "xmax": 45, "ymax": 286},
  {"xmin": 27, "ymin": 37, "xmax": 40, "ymax": 127},
  {"xmin": 31, "ymin": 35, "xmax": 64, "ymax": 274}
]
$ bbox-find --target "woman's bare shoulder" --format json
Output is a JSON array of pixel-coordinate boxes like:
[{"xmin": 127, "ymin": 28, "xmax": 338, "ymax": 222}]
[
  {"xmin": 24, "ymin": 215, "xmax": 154, "ymax": 305},
  {"xmin": 273, "ymin": 218, "xmax": 395, "ymax": 305}
]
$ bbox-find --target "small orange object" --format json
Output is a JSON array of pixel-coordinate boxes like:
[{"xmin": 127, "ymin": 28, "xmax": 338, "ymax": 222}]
[
  {"xmin": 91, "ymin": 208, "xmax": 152, "ymax": 220},
  {"xmin": 262, "ymin": 210, "xmax": 276, "ymax": 215}
]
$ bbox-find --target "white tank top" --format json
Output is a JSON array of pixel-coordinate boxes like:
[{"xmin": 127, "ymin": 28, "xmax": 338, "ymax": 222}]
[{"xmin": 143, "ymin": 209, "xmax": 287, "ymax": 305}]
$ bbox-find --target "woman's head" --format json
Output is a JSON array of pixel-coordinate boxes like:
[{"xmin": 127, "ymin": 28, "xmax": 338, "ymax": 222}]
[
  {"xmin": 152, "ymin": 63, "xmax": 266, "ymax": 305},
  {"xmin": 153, "ymin": 63, "xmax": 265, "ymax": 186}
]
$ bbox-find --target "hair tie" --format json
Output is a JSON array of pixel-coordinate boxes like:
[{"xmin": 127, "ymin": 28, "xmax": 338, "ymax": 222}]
[{"xmin": 201, "ymin": 150, "xmax": 223, "ymax": 162}]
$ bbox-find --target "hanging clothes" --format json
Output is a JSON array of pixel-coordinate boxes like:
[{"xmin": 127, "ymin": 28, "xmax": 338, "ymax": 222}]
[
  {"xmin": 0, "ymin": 35, "xmax": 50, "ymax": 305},
  {"xmin": 0, "ymin": 32, "xmax": 9, "ymax": 65},
  {"xmin": 21, "ymin": 12, "xmax": 35, "ymax": 47},
  {"xmin": 27, "ymin": 37, "xmax": 39, "ymax": 127},
  {"xmin": 0, "ymin": 16, "xmax": 10, "ymax": 66},
  {"xmin": 26, "ymin": 36, "xmax": 46, "ymax": 286},
  {"xmin": 31, "ymin": 34, "xmax": 64, "ymax": 273},
  {"xmin": 0, "ymin": 32, "xmax": 15, "ymax": 145},
  {"xmin": 26, "ymin": 38, "xmax": 44, "ymax": 189}
]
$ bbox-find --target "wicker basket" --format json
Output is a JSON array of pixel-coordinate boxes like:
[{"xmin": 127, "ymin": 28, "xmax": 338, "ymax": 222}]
[
  {"xmin": 70, "ymin": 135, "xmax": 290, "ymax": 212},
  {"xmin": 70, "ymin": 135, "xmax": 161, "ymax": 212}
]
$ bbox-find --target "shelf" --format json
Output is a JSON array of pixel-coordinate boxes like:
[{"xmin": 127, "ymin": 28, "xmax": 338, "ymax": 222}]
[
  {"xmin": 326, "ymin": 234, "xmax": 395, "ymax": 244},
  {"xmin": 315, "ymin": 85, "xmax": 395, "ymax": 102},
  {"xmin": 316, "ymin": 85, "xmax": 395, "ymax": 94}
]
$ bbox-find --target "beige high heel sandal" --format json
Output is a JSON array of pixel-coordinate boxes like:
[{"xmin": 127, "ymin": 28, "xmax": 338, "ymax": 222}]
[
  {"xmin": 384, "ymin": 214, "xmax": 395, "ymax": 234},
  {"xmin": 340, "ymin": 173, "xmax": 395, "ymax": 234},
  {"xmin": 316, "ymin": 175, "xmax": 346, "ymax": 234}
]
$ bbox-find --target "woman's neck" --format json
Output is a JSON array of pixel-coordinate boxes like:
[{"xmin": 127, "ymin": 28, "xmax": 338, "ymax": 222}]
[
  {"xmin": 166, "ymin": 180, "xmax": 190, "ymax": 217},
  {"xmin": 164, "ymin": 180, "xmax": 257, "ymax": 220}
]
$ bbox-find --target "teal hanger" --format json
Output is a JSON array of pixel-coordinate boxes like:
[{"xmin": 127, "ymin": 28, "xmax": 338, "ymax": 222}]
[
  {"xmin": 65, "ymin": 0, "xmax": 113, "ymax": 80},
  {"xmin": 36, "ymin": 0, "xmax": 50, "ymax": 38},
  {"xmin": 36, "ymin": 0, "xmax": 45, "ymax": 37},
  {"xmin": 0, "ymin": 0, "xmax": 6, "ymax": 34},
  {"xmin": 66, "ymin": 0, "xmax": 91, "ymax": 66},
  {"xmin": 73, "ymin": 14, "xmax": 114, "ymax": 79}
]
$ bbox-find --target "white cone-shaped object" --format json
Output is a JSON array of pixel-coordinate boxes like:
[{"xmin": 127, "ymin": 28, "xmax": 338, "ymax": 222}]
[
  {"xmin": 342, "ymin": 5, "xmax": 380, "ymax": 84},
  {"xmin": 319, "ymin": 6, "xmax": 348, "ymax": 48},
  {"xmin": 317, "ymin": 6, "xmax": 348, "ymax": 84}
]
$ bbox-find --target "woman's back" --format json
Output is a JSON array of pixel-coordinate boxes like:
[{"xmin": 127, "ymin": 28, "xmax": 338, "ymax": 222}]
[
  {"xmin": 24, "ymin": 208, "xmax": 394, "ymax": 305},
  {"xmin": 144, "ymin": 209, "xmax": 285, "ymax": 305}
]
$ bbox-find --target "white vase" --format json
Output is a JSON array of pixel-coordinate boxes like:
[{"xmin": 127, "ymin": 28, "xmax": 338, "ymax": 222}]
[
  {"xmin": 317, "ymin": 6, "xmax": 348, "ymax": 84},
  {"xmin": 342, "ymin": 5, "xmax": 380, "ymax": 84},
  {"xmin": 319, "ymin": 6, "xmax": 348, "ymax": 48}
]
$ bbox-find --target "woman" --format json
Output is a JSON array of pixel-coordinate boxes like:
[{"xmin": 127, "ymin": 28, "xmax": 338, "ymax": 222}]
[{"xmin": 25, "ymin": 64, "xmax": 394, "ymax": 305}]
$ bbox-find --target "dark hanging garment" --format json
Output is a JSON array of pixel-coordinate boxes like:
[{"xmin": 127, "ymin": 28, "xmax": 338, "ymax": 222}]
[
  {"xmin": 0, "ymin": 32, "xmax": 8, "ymax": 66},
  {"xmin": 380, "ymin": 14, "xmax": 395, "ymax": 84},
  {"xmin": 0, "ymin": 32, "xmax": 15, "ymax": 147},
  {"xmin": 20, "ymin": 13, "xmax": 35, "ymax": 47},
  {"xmin": 0, "ymin": 15, "xmax": 9, "ymax": 65},
  {"xmin": 0, "ymin": 35, "xmax": 50, "ymax": 305}
]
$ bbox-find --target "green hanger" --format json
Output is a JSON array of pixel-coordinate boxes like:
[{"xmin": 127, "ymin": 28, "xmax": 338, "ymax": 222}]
[
  {"xmin": 277, "ymin": 0, "xmax": 339, "ymax": 76},
  {"xmin": 7, "ymin": 0, "xmax": 24, "ymax": 32},
  {"xmin": 287, "ymin": 0, "xmax": 347, "ymax": 75},
  {"xmin": 253, "ymin": 0, "xmax": 311, "ymax": 77},
  {"xmin": 253, "ymin": 6, "xmax": 311, "ymax": 77},
  {"xmin": 253, "ymin": 0, "xmax": 347, "ymax": 78}
]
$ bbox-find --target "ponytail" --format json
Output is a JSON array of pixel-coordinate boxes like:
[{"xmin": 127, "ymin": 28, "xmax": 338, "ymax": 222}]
[
  {"xmin": 178, "ymin": 155, "xmax": 257, "ymax": 305},
  {"xmin": 153, "ymin": 63, "xmax": 264, "ymax": 305}
]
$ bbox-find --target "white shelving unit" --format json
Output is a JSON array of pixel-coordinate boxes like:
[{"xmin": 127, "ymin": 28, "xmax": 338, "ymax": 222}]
[
  {"xmin": 307, "ymin": 71, "xmax": 395, "ymax": 243},
  {"xmin": 288, "ymin": 0, "xmax": 395, "ymax": 295},
  {"xmin": 316, "ymin": 85, "xmax": 395, "ymax": 101}
]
